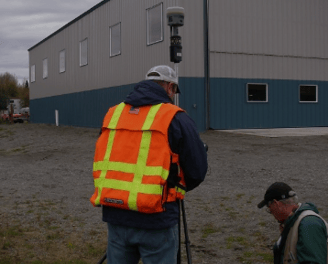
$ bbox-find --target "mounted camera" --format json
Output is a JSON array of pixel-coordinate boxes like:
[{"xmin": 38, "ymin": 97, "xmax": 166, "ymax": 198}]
[{"xmin": 167, "ymin": 7, "xmax": 184, "ymax": 63}]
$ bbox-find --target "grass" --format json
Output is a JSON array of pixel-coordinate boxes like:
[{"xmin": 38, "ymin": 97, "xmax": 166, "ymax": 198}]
[
  {"xmin": 0, "ymin": 126, "xmax": 14, "ymax": 138},
  {"xmin": 0, "ymin": 196, "xmax": 107, "ymax": 263},
  {"xmin": 247, "ymin": 195, "xmax": 256, "ymax": 204},
  {"xmin": 201, "ymin": 223, "xmax": 222, "ymax": 238},
  {"xmin": 226, "ymin": 236, "xmax": 250, "ymax": 249},
  {"xmin": 0, "ymin": 225, "xmax": 24, "ymax": 238},
  {"xmin": 237, "ymin": 250, "xmax": 273, "ymax": 263},
  {"xmin": 0, "ymin": 123, "xmax": 279, "ymax": 264},
  {"xmin": 236, "ymin": 193, "xmax": 245, "ymax": 200},
  {"xmin": 259, "ymin": 221, "xmax": 267, "ymax": 227},
  {"xmin": 256, "ymin": 252, "xmax": 274, "ymax": 261}
]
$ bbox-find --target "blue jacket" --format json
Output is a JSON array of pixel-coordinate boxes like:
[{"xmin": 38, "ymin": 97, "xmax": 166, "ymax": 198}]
[{"xmin": 102, "ymin": 80, "xmax": 208, "ymax": 229}]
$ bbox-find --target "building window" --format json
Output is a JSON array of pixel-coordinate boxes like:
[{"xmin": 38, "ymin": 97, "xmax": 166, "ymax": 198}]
[
  {"xmin": 59, "ymin": 49, "xmax": 66, "ymax": 73},
  {"xmin": 146, "ymin": 3, "xmax": 163, "ymax": 45},
  {"xmin": 247, "ymin": 83, "xmax": 268, "ymax": 102},
  {"xmin": 80, "ymin": 38, "xmax": 88, "ymax": 66},
  {"xmin": 43, "ymin": 58, "xmax": 48, "ymax": 79},
  {"xmin": 299, "ymin": 85, "xmax": 318, "ymax": 103},
  {"xmin": 110, "ymin": 23, "xmax": 121, "ymax": 57},
  {"xmin": 31, "ymin": 65, "xmax": 36, "ymax": 83}
]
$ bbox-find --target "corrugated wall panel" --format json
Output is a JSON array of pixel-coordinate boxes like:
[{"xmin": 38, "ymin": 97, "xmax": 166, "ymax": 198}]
[
  {"xmin": 179, "ymin": 77, "xmax": 206, "ymax": 131},
  {"xmin": 210, "ymin": 78, "xmax": 328, "ymax": 129},
  {"xmin": 30, "ymin": 77, "xmax": 206, "ymax": 132},
  {"xmin": 30, "ymin": 84, "xmax": 134, "ymax": 128},
  {"xmin": 29, "ymin": 0, "xmax": 205, "ymax": 99},
  {"xmin": 209, "ymin": 0, "xmax": 328, "ymax": 80},
  {"xmin": 211, "ymin": 53, "xmax": 328, "ymax": 82},
  {"xmin": 29, "ymin": 0, "xmax": 207, "ymax": 131}
]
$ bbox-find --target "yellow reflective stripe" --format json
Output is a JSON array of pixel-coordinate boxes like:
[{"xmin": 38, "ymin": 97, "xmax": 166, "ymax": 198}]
[
  {"xmin": 94, "ymin": 161, "xmax": 135, "ymax": 173},
  {"xmin": 128, "ymin": 131, "xmax": 152, "ymax": 210},
  {"xmin": 145, "ymin": 166, "xmax": 169, "ymax": 180},
  {"xmin": 142, "ymin": 104, "xmax": 162, "ymax": 130},
  {"xmin": 103, "ymin": 130, "xmax": 116, "ymax": 161},
  {"xmin": 94, "ymin": 103, "xmax": 125, "ymax": 205},
  {"xmin": 93, "ymin": 131, "xmax": 166, "ymax": 210},
  {"xmin": 93, "ymin": 103, "xmax": 172, "ymax": 210},
  {"xmin": 94, "ymin": 185, "xmax": 102, "ymax": 205},
  {"xmin": 176, "ymin": 187, "xmax": 186, "ymax": 195},
  {"xmin": 108, "ymin": 102, "xmax": 125, "ymax": 129},
  {"xmin": 94, "ymin": 178, "xmax": 162, "ymax": 194},
  {"xmin": 94, "ymin": 161, "xmax": 169, "ymax": 179}
]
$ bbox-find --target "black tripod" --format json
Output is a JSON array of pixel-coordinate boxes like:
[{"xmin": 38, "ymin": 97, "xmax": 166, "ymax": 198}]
[
  {"xmin": 97, "ymin": 199, "xmax": 192, "ymax": 264},
  {"xmin": 97, "ymin": 252, "xmax": 107, "ymax": 264},
  {"xmin": 178, "ymin": 199, "xmax": 193, "ymax": 264}
]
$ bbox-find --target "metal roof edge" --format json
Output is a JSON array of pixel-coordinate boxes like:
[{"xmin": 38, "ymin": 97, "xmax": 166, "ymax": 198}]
[{"xmin": 28, "ymin": 0, "xmax": 111, "ymax": 52}]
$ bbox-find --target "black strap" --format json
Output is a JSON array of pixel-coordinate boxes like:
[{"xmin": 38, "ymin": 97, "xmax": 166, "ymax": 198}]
[{"xmin": 167, "ymin": 162, "xmax": 187, "ymax": 191}]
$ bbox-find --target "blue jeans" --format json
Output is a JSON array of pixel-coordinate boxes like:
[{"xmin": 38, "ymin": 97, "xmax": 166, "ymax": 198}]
[{"xmin": 106, "ymin": 223, "xmax": 179, "ymax": 264}]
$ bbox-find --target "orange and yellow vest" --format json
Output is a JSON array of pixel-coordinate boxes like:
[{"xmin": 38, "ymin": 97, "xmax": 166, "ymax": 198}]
[{"xmin": 90, "ymin": 102, "xmax": 186, "ymax": 213}]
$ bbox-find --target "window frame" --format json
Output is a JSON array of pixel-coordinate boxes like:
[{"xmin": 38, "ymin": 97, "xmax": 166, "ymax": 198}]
[
  {"xmin": 43, "ymin": 58, "xmax": 48, "ymax": 79},
  {"xmin": 246, "ymin": 83, "xmax": 268, "ymax": 103},
  {"xmin": 110, "ymin": 22, "xmax": 121, "ymax": 57},
  {"xmin": 79, "ymin": 38, "xmax": 88, "ymax": 67},
  {"xmin": 59, "ymin": 49, "xmax": 66, "ymax": 73},
  {"xmin": 31, "ymin": 65, "xmax": 36, "ymax": 83},
  {"xmin": 146, "ymin": 3, "xmax": 164, "ymax": 46},
  {"xmin": 299, "ymin": 85, "xmax": 318, "ymax": 103}
]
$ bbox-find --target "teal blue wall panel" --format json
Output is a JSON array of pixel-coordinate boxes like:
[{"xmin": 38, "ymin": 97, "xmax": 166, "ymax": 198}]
[
  {"xmin": 30, "ymin": 78, "xmax": 208, "ymax": 132},
  {"xmin": 179, "ymin": 77, "xmax": 206, "ymax": 132},
  {"xmin": 210, "ymin": 78, "xmax": 328, "ymax": 129},
  {"xmin": 30, "ymin": 84, "xmax": 134, "ymax": 128},
  {"xmin": 30, "ymin": 77, "xmax": 328, "ymax": 131}
]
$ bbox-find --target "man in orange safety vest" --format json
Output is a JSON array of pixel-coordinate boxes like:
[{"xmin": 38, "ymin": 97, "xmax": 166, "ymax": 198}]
[{"xmin": 91, "ymin": 65, "xmax": 208, "ymax": 264}]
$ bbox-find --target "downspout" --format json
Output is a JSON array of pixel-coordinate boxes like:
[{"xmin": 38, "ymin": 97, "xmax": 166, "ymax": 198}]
[{"xmin": 204, "ymin": 0, "xmax": 210, "ymax": 130}]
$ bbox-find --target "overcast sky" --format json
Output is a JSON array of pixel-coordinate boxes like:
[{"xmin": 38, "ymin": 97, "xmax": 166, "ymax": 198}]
[{"xmin": 0, "ymin": 0, "xmax": 102, "ymax": 84}]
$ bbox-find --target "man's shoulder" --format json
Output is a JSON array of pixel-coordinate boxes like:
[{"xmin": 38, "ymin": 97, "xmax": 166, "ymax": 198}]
[
  {"xmin": 298, "ymin": 210, "xmax": 327, "ymax": 231},
  {"xmin": 172, "ymin": 111, "xmax": 195, "ymax": 124},
  {"xmin": 170, "ymin": 111, "xmax": 198, "ymax": 134}
]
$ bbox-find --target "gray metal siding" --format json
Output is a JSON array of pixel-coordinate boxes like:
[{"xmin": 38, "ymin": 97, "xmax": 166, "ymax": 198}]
[
  {"xmin": 29, "ymin": 0, "xmax": 205, "ymax": 99},
  {"xmin": 210, "ymin": 53, "xmax": 328, "ymax": 81},
  {"xmin": 29, "ymin": 0, "xmax": 328, "ymax": 131},
  {"xmin": 209, "ymin": 0, "xmax": 328, "ymax": 80}
]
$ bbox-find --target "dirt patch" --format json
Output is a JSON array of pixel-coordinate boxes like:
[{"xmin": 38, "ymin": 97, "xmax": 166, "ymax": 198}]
[{"xmin": 1, "ymin": 123, "xmax": 327, "ymax": 263}]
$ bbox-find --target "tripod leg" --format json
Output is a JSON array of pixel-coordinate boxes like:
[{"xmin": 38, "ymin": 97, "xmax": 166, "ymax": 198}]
[
  {"xmin": 97, "ymin": 251, "xmax": 107, "ymax": 264},
  {"xmin": 177, "ymin": 200, "xmax": 181, "ymax": 264},
  {"xmin": 181, "ymin": 200, "xmax": 192, "ymax": 264}
]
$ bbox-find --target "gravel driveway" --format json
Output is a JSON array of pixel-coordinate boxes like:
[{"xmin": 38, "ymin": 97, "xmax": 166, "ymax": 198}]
[{"xmin": 1, "ymin": 123, "xmax": 327, "ymax": 263}]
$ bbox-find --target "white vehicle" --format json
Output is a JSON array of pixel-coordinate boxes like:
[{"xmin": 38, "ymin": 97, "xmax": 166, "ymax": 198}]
[{"xmin": 7, "ymin": 99, "xmax": 22, "ymax": 114}]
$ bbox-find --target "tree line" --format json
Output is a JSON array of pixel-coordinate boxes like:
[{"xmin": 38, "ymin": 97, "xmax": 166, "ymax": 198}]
[{"xmin": 0, "ymin": 72, "xmax": 29, "ymax": 111}]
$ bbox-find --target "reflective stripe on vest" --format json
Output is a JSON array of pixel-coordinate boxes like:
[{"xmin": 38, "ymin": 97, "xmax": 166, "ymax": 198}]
[{"xmin": 91, "ymin": 102, "xmax": 185, "ymax": 213}]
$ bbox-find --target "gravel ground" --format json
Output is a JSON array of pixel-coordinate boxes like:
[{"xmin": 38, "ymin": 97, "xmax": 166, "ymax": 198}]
[{"xmin": 1, "ymin": 123, "xmax": 328, "ymax": 263}]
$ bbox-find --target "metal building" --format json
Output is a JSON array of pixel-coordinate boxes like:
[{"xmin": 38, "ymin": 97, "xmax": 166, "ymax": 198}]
[{"xmin": 28, "ymin": 0, "xmax": 328, "ymax": 131}]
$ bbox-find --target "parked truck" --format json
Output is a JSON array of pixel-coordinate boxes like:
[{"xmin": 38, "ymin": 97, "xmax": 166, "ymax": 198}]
[{"xmin": 0, "ymin": 99, "xmax": 29, "ymax": 123}]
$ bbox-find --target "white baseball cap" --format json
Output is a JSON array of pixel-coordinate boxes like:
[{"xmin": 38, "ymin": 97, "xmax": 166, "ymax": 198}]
[{"xmin": 146, "ymin": 65, "xmax": 180, "ymax": 93}]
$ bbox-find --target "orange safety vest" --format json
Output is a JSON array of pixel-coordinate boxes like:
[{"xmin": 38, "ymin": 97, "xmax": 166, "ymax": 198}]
[{"xmin": 90, "ymin": 102, "xmax": 186, "ymax": 213}]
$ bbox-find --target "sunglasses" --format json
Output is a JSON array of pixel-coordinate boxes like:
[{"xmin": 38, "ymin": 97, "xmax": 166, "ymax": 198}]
[{"xmin": 266, "ymin": 201, "xmax": 274, "ymax": 214}]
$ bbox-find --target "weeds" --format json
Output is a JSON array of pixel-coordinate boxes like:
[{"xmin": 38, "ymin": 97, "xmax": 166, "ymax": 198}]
[
  {"xmin": 247, "ymin": 195, "xmax": 256, "ymax": 204},
  {"xmin": 0, "ymin": 225, "xmax": 24, "ymax": 238},
  {"xmin": 201, "ymin": 223, "xmax": 221, "ymax": 238},
  {"xmin": 236, "ymin": 193, "xmax": 245, "ymax": 200},
  {"xmin": 226, "ymin": 235, "xmax": 250, "ymax": 249},
  {"xmin": 259, "ymin": 221, "xmax": 267, "ymax": 227}
]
